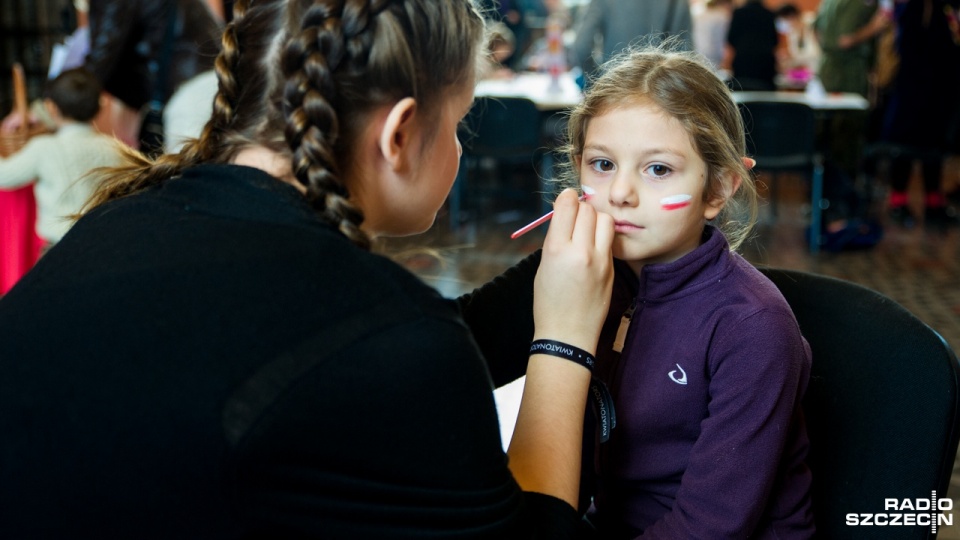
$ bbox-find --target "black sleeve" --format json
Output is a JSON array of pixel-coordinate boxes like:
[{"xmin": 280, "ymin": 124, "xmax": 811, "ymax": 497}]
[
  {"xmin": 85, "ymin": 2, "xmax": 137, "ymax": 88},
  {"xmin": 457, "ymin": 250, "xmax": 541, "ymax": 388},
  {"xmin": 230, "ymin": 310, "xmax": 582, "ymax": 539}
]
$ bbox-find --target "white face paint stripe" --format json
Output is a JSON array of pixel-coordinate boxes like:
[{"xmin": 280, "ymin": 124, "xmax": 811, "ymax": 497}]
[{"xmin": 660, "ymin": 193, "xmax": 692, "ymax": 210}]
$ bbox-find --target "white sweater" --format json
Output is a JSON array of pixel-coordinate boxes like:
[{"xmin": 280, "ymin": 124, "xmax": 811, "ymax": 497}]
[{"xmin": 0, "ymin": 123, "xmax": 123, "ymax": 243}]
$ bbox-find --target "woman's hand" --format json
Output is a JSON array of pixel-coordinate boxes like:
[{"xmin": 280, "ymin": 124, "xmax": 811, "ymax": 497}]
[
  {"xmin": 508, "ymin": 189, "xmax": 613, "ymax": 507},
  {"xmin": 532, "ymin": 188, "xmax": 614, "ymax": 354}
]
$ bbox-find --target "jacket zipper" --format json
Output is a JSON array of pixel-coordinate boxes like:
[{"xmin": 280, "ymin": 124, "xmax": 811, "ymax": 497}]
[{"xmin": 612, "ymin": 300, "xmax": 637, "ymax": 353}]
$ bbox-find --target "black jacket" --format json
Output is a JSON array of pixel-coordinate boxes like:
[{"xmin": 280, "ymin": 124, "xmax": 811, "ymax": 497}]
[
  {"xmin": 0, "ymin": 164, "xmax": 577, "ymax": 539},
  {"xmin": 86, "ymin": 0, "xmax": 222, "ymax": 110}
]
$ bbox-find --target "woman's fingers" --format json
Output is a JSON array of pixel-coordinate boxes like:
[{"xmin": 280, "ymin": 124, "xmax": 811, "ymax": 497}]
[
  {"xmin": 543, "ymin": 188, "xmax": 581, "ymax": 242},
  {"xmin": 534, "ymin": 189, "xmax": 613, "ymax": 351}
]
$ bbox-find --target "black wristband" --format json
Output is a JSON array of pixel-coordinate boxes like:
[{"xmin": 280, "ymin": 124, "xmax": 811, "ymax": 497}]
[{"xmin": 529, "ymin": 339, "xmax": 595, "ymax": 372}]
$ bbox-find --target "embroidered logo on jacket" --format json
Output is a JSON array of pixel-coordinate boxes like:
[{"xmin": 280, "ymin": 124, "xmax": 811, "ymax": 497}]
[{"xmin": 668, "ymin": 364, "xmax": 688, "ymax": 385}]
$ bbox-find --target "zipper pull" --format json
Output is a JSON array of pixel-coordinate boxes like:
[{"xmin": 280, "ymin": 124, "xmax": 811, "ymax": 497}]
[{"xmin": 612, "ymin": 302, "xmax": 636, "ymax": 353}]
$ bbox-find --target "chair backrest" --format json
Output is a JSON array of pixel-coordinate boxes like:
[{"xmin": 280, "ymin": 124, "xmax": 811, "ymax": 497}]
[
  {"xmin": 758, "ymin": 267, "xmax": 960, "ymax": 539},
  {"xmin": 739, "ymin": 101, "xmax": 817, "ymax": 172},
  {"xmin": 460, "ymin": 96, "xmax": 543, "ymax": 160}
]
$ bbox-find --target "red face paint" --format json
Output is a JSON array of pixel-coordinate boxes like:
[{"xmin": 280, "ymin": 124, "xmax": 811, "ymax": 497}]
[{"xmin": 660, "ymin": 194, "xmax": 692, "ymax": 210}]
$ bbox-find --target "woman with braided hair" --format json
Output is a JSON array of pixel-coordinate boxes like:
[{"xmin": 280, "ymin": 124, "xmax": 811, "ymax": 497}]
[{"xmin": 0, "ymin": 0, "xmax": 614, "ymax": 538}]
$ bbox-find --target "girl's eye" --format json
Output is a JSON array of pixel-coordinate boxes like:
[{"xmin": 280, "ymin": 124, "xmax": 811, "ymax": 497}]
[
  {"xmin": 589, "ymin": 159, "xmax": 615, "ymax": 173},
  {"xmin": 646, "ymin": 163, "xmax": 672, "ymax": 178}
]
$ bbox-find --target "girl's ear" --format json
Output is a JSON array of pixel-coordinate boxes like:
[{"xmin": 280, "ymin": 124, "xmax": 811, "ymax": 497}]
[
  {"xmin": 378, "ymin": 97, "xmax": 418, "ymax": 173},
  {"xmin": 704, "ymin": 171, "xmax": 743, "ymax": 220}
]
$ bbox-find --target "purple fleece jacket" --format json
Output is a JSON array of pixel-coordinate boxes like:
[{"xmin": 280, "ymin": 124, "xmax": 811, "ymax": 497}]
[{"xmin": 584, "ymin": 226, "xmax": 815, "ymax": 539}]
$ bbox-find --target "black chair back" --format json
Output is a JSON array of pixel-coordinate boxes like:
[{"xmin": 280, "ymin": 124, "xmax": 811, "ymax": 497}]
[
  {"xmin": 461, "ymin": 96, "xmax": 543, "ymax": 160},
  {"xmin": 759, "ymin": 267, "xmax": 960, "ymax": 539},
  {"xmin": 739, "ymin": 100, "xmax": 826, "ymax": 252},
  {"xmin": 450, "ymin": 96, "xmax": 546, "ymax": 228},
  {"xmin": 740, "ymin": 101, "xmax": 817, "ymax": 171}
]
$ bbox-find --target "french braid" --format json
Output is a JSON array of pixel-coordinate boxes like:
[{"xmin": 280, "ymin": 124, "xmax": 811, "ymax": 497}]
[{"xmin": 281, "ymin": 0, "xmax": 393, "ymax": 249}]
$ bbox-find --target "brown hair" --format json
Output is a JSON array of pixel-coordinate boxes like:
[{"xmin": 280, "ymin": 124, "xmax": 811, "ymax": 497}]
[
  {"xmin": 44, "ymin": 67, "xmax": 102, "ymax": 122},
  {"xmin": 85, "ymin": 0, "xmax": 485, "ymax": 249},
  {"xmin": 558, "ymin": 44, "xmax": 758, "ymax": 250}
]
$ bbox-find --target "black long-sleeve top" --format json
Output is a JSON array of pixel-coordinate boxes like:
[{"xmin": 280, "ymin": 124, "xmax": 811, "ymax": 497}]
[{"xmin": 0, "ymin": 164, "xmax": 570, "ymax": 539}]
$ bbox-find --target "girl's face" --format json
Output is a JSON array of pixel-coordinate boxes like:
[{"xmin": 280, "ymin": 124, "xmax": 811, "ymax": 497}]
[{"xmin": 579, "ymin": 101, "xmax": 725, "ymax": 276}]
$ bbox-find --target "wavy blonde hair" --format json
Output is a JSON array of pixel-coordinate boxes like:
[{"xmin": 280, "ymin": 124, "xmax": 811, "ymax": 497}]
[{"xmin": 557, "ymin": 44, "xmax": 758, "ymax": 250}]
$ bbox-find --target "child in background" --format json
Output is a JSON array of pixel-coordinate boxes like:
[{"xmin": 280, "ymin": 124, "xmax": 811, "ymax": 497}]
[
  {"xmin": 558, "ymin": 45, "xmax": 815, "ymax": 538},
  {"xmin": 0, "ymin": 67, "xmax": 122, "ymax": 250}
]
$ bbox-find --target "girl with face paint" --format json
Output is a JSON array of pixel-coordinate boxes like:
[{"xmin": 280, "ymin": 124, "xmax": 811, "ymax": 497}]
[{"xmin": 556, "ymin": 44, "xmax": 816, "ymax": 539}]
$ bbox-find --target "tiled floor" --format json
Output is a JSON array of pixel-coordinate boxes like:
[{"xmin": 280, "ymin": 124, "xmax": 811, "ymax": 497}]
[{"xmin": 389, "ymin": 161, "xmax": 960, "ymax": 537}]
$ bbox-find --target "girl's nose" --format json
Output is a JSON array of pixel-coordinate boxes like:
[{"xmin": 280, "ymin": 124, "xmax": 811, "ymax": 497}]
[{"xmin": 607, "ymin": 173, "xmax": 638, "ymax": 207}]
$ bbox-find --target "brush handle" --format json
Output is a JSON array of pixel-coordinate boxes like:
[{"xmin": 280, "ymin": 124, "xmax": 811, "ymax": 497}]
[
  {"xmin": 510, "ymin": 190, "xmax": 593, "ymax": 239},
  {"xmin": 510, "ymin": 211, "xmax": 555, "ymax": 239}
]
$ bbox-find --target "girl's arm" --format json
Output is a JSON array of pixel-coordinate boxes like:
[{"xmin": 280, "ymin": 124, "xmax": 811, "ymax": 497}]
[{"xmin": 0, "ymin": 137, "xmax": 45, "ymax": 188}]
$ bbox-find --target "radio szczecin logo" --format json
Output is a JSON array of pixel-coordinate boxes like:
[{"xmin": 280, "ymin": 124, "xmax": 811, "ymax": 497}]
[{"xmin": 846, "ymin": 492, "xmax": 953, "ymax": 533}]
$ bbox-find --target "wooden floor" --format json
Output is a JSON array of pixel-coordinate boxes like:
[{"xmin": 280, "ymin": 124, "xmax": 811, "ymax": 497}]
[{"xmin": 387, "ymin": 160, "xmax": 960, "ymax": 537}]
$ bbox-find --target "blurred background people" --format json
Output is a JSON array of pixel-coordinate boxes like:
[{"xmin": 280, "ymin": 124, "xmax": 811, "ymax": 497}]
[
  {"xmin": 0, "ymin": 68, "xmax": 122, "ymax": 276},
  {"xmin": 775, "ymin": 3, "xmax": 821, "ymax": 85},
  {"xmin": 724, "ymin": 0, "xmax": 779, "ymax": 91},
  {"xmin": 571, "ymin": 0, "xmax": 693, "ymax": 77},
  {"xmin": 814, "ymin": 0, "xmax": 891, "ymax": 97},
  {"xmin": 814, "ymin": 0, "xmax": 892, "ymax": 207},
  {"xmin": 84, "ymin": 0, "xmax": 222, "ymax": 152},
  {"xmin": 880, "ymin": 0, "xmax": 960, "ymax": 229},
  {"xmin": 693, "ymin": 0, "xmax": 735, "ymax": 72},
  {"xmin": 478, "ymin": 0, "xmax": 534, "ymax": 70}
]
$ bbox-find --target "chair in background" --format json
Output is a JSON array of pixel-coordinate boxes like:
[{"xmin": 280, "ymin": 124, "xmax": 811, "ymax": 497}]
[
  {"xmin": 450, "ymin": 96, "xmax": 547, "ymax": 230},
  {"xmin": 759, "ymin": 267, "xmax": 960, "ymax": 539},
  {"xmin": 739, "ymin": 100, "xmax": 825, "ymax": 253}
]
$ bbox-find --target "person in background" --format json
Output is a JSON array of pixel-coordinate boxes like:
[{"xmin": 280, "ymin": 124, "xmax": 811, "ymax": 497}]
[
  {"xmin": 693, "ymin": 0, "xmax": 734, "ymax": 73},
  {"xmin": 814, "ymin": 0, "xmax": 892, "ymax": 188},
  {"xmin": 556, "ymin": 44, "xmax": 814, "ymax": 538},
  {"xmin": 723, "ymin": 0, "xmax": 779, "ymax": 90},
  {"xmin": 162, "ymin": 69, "xmax": 218, "ymax": 153},
  {"xmin": 775, "ymin": 3, "xmax": 821, "ymax": 85},
  {"xmin": 880, "ymin": 0, "xmax": 960, "ymax": 229},
  {"xmin": 0, "ymin": 0, "xmax": 615, "ymax": 537},
  {"xmin": 570, "ymin": 0, "xmax": 693, "ymax": 77},
  {"xmin": 0, "ymin": 67, "xmax": 122, "ymax": 251},
  {"xmin": 482, "ymin": 21, "xmax": 519, "ymax": 79},
  {"xmin": 84, "ymin": 0, "xmax": 222, "ymax": 151},
  {"xmin": 815, "ymin": 0, "xmax": 891, "ymax": 98},
  {"xmin": 478, "ymin": 0, "xmax": 531, "ymax": 70}
]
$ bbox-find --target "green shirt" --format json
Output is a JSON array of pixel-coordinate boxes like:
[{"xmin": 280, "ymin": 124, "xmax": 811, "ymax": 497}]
[{"xmin": 814, "ymin": 0, "xmax": 881, "ymax": 95}]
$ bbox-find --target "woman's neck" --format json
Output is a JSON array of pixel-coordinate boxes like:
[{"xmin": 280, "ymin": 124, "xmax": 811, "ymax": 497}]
[{"xmin": 232, "ymin": 146, "xmax": 305, "ymax": 194}]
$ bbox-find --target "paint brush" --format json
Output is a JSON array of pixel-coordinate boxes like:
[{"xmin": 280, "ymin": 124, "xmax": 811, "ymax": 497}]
[{"xmin": 510, "ymin": 186, "xmax": 596, "ymax": 239}]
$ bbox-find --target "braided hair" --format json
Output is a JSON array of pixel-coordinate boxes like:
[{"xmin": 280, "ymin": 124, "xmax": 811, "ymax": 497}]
[{"xmin": 85, "ymin": 0, "xmax": 485, "ymax": 249}]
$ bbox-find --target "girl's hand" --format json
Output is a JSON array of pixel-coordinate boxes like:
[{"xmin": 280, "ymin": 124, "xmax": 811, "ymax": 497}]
[{"xmin": 532, "ymin": 188, "xmax": 614, "ymax": 353}]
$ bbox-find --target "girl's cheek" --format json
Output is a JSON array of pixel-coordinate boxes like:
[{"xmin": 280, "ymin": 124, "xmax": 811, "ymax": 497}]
[{"xmin": 660, "ymin": 194, "xmax": 692, "ymax": 211}]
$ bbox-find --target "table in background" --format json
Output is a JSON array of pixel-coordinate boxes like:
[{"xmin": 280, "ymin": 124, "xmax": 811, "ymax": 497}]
[
  {"xmin": 474, "ymin": 71, "xmax": 582, "ymax": 111},
  {"xmin": 733, "ymin": 90, "xmax": 869, "ymax": 112}
]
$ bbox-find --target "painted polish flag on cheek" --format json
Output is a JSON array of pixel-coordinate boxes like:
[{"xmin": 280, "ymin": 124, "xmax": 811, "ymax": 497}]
[{"xmin": 660, "ymin": 194, "xmax": 692, "ymax": 211}]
